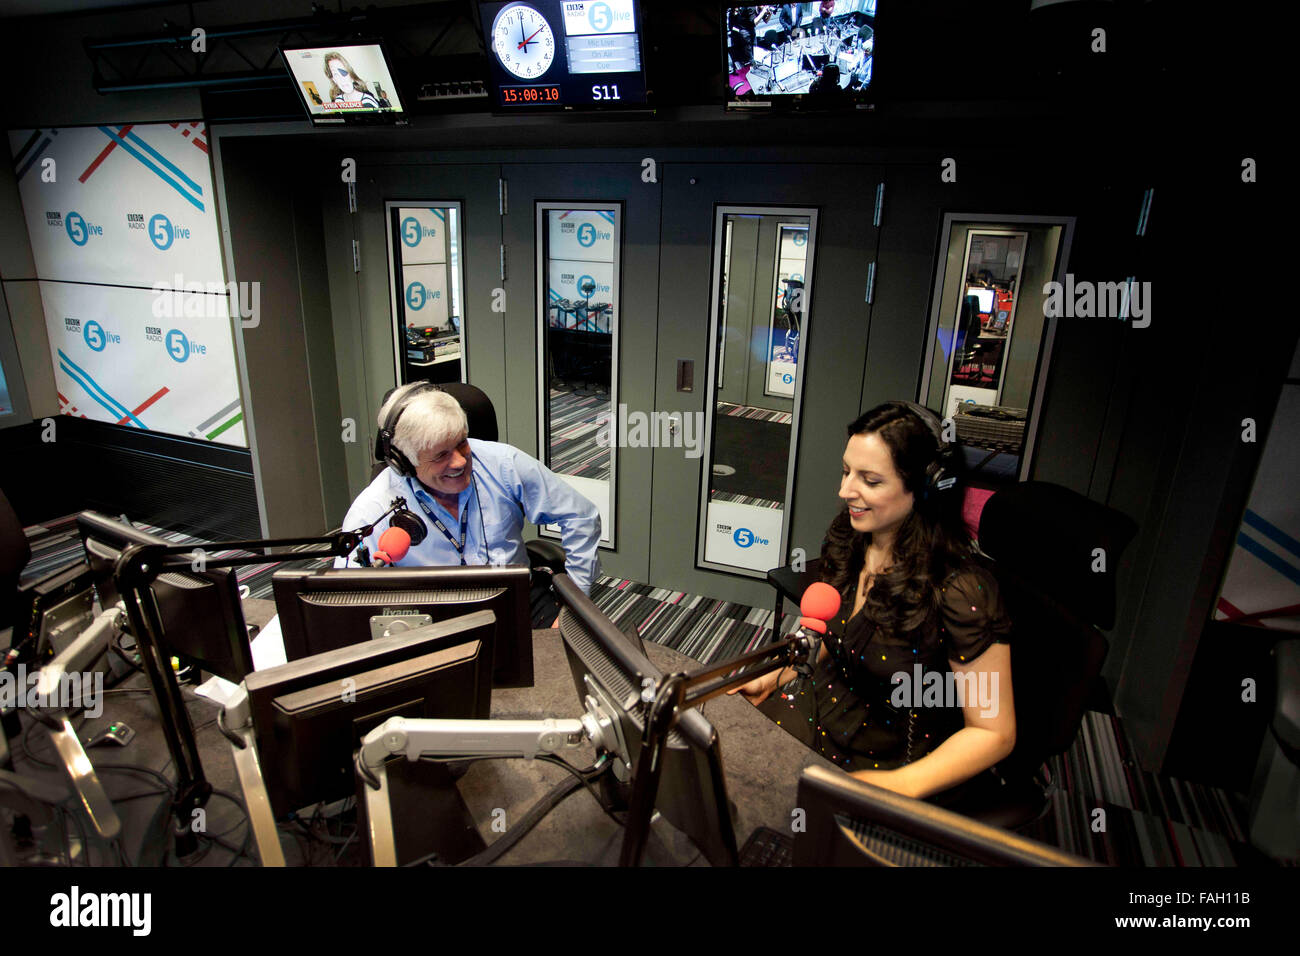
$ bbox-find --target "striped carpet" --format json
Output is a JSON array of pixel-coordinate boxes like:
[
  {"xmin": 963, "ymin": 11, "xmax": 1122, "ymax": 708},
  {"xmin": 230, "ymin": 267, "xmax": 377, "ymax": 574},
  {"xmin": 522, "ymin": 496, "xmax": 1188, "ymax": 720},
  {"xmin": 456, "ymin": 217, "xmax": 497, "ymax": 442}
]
[
  {"xmin": 548, "ymin": 389, "xmax": 610, "ymax": 479},
  {"xmin": 717, "ymin": 401, "xmax": 793, "ymax": 425},
  {"xmin": 710, "ymin": 489, "xmax": 785, "ymax": 509},
  {"xmin": 19, "ymin": 513, "xmax": 1289, "ymax": 866}
]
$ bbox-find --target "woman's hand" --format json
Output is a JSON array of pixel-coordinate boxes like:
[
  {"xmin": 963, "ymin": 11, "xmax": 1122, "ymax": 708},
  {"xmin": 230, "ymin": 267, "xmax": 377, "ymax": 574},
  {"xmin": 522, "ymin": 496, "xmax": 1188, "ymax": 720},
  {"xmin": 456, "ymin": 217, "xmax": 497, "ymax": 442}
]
[{"xmin": 728, "ymin": 668, "xmax": 782, "ymax": 705}]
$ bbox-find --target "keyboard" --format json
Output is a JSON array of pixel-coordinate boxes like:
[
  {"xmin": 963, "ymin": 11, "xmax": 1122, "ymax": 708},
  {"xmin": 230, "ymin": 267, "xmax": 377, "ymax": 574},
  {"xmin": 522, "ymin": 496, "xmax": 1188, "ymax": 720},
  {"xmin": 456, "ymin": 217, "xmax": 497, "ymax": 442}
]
[{"xmin": 739, "ymin": 826, "xmax": 795, "ymax": 867}]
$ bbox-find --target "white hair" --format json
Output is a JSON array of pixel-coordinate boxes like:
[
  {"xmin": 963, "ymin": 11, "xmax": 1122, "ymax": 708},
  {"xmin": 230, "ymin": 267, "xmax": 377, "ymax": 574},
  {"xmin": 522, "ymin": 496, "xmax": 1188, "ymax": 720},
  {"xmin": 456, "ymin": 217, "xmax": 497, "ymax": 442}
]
[{"xmin": 378, "ymin": 384, "xmax": 468, "ymax": 466}]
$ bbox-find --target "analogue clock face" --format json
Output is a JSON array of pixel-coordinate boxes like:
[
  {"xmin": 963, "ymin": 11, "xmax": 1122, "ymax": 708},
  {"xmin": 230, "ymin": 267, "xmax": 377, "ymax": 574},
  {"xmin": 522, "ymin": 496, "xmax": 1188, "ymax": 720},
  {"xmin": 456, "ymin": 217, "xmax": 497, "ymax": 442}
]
[{"xmin": 491, "ymin": 4, "xmax": 556, "ymax": 80}]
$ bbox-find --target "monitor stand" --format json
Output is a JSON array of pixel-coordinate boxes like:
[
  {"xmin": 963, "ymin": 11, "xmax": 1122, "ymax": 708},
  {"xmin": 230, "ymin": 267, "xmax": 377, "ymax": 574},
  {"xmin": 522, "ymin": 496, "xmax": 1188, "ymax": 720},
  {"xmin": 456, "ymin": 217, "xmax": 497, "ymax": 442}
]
[{"xmin": 355, "ymin": 759, "xmax": 486, "ymax": 866}]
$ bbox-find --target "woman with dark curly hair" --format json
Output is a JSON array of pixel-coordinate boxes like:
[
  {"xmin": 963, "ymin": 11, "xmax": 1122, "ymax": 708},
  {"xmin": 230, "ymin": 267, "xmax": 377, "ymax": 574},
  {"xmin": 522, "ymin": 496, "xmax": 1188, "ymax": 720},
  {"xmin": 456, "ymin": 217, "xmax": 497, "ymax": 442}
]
[{"xmin": 732, "ymin": 401, "xmax": 1015, "ymax": 803}]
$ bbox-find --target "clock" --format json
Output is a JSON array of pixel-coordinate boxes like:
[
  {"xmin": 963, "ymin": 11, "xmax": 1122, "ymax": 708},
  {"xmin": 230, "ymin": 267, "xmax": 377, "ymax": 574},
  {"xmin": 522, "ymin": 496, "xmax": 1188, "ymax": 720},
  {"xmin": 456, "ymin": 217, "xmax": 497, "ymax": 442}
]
[{"xmin": 491, "ymin": 3, "xmax": 556, "ymax": 80}]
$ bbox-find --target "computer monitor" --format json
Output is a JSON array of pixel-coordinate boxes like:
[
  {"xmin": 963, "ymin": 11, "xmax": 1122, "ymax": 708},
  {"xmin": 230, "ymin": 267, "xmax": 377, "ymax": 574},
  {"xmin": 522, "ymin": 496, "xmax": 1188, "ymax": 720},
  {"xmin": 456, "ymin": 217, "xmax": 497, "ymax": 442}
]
[
  {"xmin": 76, "ymin": 512, "xmax": 254, "ymax": 685},
  {"xmin": 272, "ymin": 564, "xmax": 534, "ymax": 687},
  {"xmin": 243, "ymin": 609, "xmax": 493, "ymax": 820},
  {"xmin": 279, "ymin": 41, "xmax": 406, "ymax": 126},
  {"xmin": 11, "ymin": 560, "xmax": 95, "ymax": 666},
  {"xmin": 967, "ymin": 287, "xmax": 995, "ymax": 314},
  {"xmin": 551, "ymin": 573, "xmax": 738, "ymax": 866},
  {"xmin": 793, "ymin": 764, "xmax": 1098, "ymax": 866}
]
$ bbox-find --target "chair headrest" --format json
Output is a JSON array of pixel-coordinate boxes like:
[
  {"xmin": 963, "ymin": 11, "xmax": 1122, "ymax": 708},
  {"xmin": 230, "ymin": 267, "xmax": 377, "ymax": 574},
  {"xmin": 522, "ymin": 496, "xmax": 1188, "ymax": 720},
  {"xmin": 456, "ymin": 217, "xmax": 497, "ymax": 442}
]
[{"xmin": 978, "ymin": 481, "xmax": 1137, "ymax": 630}]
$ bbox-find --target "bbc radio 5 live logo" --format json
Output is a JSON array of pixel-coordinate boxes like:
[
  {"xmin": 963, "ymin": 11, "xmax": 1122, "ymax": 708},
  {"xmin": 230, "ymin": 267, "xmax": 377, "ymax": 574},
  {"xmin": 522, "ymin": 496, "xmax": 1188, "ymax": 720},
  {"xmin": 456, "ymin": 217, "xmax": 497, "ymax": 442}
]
[
  {"xmin": 47, "ymin": 210, "xmax": 103, "ymax": 245},
  {"xmin": 558, "ymin": 219, "xmax": 613, "ymax": 247},
  {"xmin": 406, "ymin": 281, "xmax": 441, "ymax": 310},
  {"xmin": 573, "ymin": 1, "xmax": 632, "ymax": 32},
  {"xmin": 716, "ymin": 522, "xmax": 770, "ymax": 549},
  {"xmin": 131, "ymin": 212, "xmax": 193, "ymax": 250},
  {"xmin": 144, "ymin": 326, "xmax": 209, "ymax": 363},
  {"xmin": 64, "ymin": 316, "xmax": 121, "ymax": 352},
  {"xmin": 400, "ymin": 216, "xmax": 439, "ymax": 247},
  {"xmin": 47, "ymin": 210, "xmax": 192, "ymax": 249}
]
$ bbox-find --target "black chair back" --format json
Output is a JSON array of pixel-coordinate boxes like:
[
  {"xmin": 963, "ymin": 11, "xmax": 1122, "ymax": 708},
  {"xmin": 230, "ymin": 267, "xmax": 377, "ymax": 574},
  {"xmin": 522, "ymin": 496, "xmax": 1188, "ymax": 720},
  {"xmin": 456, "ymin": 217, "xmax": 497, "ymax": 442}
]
[{"xmin": 977, "ymin": 481, "xmax": 1137, "ymax": 777}]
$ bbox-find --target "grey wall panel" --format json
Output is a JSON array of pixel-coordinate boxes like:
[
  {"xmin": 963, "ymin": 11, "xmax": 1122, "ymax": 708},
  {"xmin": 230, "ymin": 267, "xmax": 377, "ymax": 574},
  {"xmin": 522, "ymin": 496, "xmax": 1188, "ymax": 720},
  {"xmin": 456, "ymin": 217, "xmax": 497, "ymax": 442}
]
[
  {"xmin": 2, "ymin": 281, "xmax": 56, "ymax": 419},
  {"xmin": 322, "ymin": 171, "xmax": 372, "ymax": 505},
  {"xmin": 291, "ymin": 179, "xmax": 349, "ymax": 528},
  {"xmin": 219, "ymin": 139, "xmax": 326, "ymax": 537}
]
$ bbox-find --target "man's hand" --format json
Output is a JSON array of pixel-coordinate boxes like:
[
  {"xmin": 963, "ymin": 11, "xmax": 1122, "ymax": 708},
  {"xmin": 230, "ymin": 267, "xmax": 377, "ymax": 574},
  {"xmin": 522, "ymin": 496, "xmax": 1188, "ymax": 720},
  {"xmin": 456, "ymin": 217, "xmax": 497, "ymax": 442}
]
[{"xmin": 727, "ymin": 668, "xmax": 781, "ymax": 705}]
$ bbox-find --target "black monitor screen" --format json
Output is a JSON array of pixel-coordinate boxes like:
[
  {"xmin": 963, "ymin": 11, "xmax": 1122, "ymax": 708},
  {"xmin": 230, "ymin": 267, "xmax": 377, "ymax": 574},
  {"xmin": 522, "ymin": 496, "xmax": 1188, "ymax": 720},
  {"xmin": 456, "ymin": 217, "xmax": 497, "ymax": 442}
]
[
  {"xmin": 478, "ymin": 1, "xmax": 647, "ymax": 109},
  {"xmin": 272, "ymin": 565, "xmax": 534, "ymax": 687},
  {"xmin": 280, "ymin": 42, "xmax": 406, "ymax": 125},
  {"xmin": 725, "ymin": 1, "xmax": 876, "ymax": 108},
  {"xmin": 244, "ymin": 609, "xmax": 493, "ymax": 818},
  {"xmin": 76, "ymin": 511, "xmax": 253, "ymax": 684},
  {"xmin": 552, "ymin": 573, "xmax": 738, "ymax": 866}
]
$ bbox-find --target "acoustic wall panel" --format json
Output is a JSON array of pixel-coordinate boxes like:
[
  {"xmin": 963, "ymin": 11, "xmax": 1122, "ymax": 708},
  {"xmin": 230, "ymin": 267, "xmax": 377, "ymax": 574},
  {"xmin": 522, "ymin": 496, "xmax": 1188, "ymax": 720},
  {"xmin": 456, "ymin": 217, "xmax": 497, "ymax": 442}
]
[{"xmin": 9, "ymin": 123, "xmax": 245, "ymax": 447}]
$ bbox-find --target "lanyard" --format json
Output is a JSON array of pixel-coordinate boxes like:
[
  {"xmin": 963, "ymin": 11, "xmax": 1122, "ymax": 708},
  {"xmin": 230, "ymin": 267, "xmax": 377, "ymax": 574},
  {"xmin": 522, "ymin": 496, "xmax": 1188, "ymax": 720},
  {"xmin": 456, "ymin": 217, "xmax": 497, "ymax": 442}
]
[{"xmin": 408, "ymin": 479, "xmax": 472, "ymax": 565}]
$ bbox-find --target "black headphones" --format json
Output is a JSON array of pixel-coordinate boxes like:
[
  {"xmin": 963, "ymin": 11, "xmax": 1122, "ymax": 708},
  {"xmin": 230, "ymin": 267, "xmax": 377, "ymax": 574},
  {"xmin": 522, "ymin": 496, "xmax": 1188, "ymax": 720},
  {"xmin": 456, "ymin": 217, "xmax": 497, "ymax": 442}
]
[
  {"xmin": 375, "ymin": 381, "xmax": 442, "ymax": 477},
  {"xmin": 897, "ymin": 401, "xmax": 960, "ymax": 503}
]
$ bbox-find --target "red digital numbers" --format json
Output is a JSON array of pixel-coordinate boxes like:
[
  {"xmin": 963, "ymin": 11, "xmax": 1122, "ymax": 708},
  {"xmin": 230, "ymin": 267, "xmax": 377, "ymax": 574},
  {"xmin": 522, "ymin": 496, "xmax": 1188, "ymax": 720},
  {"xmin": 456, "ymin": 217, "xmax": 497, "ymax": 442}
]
[{"xmin": 502, "ymin": 85, "xmax": 560, "ymax": 105}]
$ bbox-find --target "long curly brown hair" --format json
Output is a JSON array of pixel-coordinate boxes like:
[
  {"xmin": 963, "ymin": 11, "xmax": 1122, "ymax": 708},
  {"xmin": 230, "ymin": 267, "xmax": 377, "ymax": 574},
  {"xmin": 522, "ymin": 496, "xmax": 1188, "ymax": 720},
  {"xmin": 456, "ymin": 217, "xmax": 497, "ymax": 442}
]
[{"xmin": 819, "ymin": 402, "xmax": 974, "ymax": 635}]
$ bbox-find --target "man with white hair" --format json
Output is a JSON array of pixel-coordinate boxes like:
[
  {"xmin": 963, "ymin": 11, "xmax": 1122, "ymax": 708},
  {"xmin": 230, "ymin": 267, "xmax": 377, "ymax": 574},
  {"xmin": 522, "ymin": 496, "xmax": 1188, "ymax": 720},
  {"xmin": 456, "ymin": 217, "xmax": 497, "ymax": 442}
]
[{"xmin": 335, "ymin": 382, "xmax": 601, "ymax": 594}]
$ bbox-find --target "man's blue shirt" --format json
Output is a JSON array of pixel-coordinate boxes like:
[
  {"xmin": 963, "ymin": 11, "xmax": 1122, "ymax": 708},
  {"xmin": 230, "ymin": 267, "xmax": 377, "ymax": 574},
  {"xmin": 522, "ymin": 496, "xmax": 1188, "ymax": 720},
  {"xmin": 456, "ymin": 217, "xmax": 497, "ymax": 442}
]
[{"xmin": 335, "ymin": 438, "xmax": 601, "ymax": 593}]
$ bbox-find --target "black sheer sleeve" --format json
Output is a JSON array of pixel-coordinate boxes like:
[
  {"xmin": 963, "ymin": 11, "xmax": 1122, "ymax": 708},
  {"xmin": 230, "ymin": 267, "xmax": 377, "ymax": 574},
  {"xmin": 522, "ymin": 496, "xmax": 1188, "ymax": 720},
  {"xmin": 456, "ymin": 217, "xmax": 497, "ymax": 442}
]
[{"xmin": 938, "ymin": 565, "xmax": 1012, "ymax": 666}]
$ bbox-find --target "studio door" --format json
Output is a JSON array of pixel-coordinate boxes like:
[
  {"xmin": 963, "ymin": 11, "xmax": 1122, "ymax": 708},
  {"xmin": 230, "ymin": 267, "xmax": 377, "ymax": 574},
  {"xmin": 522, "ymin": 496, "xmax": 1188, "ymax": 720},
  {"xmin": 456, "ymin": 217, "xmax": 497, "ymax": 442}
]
[{"xmin": 499, "ymin": 162, "xmax": 662, "ymax": 584}]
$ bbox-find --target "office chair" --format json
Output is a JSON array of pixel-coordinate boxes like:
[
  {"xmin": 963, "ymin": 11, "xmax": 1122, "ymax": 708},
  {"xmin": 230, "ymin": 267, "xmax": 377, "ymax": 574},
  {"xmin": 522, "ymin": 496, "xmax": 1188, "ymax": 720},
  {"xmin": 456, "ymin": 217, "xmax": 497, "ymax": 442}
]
[
  {"xmin": 368, "ymin": 383, "xmax": 567, "ymax": 578},
  {"xmin": 931, "ymin": 481, "xmax": 1137, "ymax": 829},
  {"xmin": 765, "ymin": 481, "xmax": 1137, "ymax": 833}
]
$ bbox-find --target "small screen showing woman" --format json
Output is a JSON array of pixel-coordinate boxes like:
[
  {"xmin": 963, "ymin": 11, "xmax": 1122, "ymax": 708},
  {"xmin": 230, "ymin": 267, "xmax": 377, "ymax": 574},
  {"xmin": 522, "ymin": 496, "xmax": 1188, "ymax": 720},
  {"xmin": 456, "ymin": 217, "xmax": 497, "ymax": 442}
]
[{"xmin": 323, "ymin": 51, "xmax": 381, "ymax": 111}]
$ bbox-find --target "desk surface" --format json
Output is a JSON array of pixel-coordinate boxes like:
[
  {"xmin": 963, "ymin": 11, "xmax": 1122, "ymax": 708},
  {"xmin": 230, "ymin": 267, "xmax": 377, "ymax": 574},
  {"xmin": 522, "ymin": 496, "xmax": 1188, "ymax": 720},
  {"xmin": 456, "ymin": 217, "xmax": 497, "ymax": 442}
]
[{"xmin": 13, "ymin": 599, "xmax": 833, "ymax": 866}]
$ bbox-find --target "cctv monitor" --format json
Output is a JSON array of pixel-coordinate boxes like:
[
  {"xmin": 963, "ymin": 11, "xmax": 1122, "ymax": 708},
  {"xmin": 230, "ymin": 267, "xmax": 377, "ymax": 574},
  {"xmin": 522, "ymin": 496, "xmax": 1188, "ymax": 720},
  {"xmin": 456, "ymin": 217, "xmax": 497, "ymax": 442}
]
[
  {"xmin": 272, "ymin": 564, "xmax": 534, "ymax": 687},
  {"xmin": 725, "ymin": 1, "xmax": 877, "ymax": 110},
  {"xmin": 794, "ymin": 764, "xmax": 1098, "ymax": 866},
  {"xmin": 243, "ymin": 609, "xmax": 493, "ymax": 821},
  {"xmin": 551, "ymin": 572, "xmax": 738, "ymax": 866},
  {"xmin": 280, "ymin": 41, "xmax": 406, "ymax": 126},
  {"xmin": 76, "ymin": 511, "xmax": 254, "ymax": 684}
]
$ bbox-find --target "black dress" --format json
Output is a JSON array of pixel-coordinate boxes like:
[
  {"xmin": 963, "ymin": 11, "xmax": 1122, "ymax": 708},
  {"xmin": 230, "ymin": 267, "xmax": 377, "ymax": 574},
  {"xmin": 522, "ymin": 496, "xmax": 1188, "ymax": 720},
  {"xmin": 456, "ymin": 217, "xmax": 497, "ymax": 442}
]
[{"xmin": 764, "ymin": 562, "xmax": 1012, "ymax": 774}]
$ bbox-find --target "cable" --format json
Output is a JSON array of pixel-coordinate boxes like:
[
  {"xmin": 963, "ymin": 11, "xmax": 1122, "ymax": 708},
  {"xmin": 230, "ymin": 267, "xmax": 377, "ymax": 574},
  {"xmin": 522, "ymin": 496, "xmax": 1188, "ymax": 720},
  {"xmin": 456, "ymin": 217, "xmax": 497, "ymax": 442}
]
[
  {"xmin": 455, "ymin": 773, "xmax": 584, "ymax": 867},
  {"xmin": 536, "ymin": 754, "xmax": 626, "ymax": 829}
]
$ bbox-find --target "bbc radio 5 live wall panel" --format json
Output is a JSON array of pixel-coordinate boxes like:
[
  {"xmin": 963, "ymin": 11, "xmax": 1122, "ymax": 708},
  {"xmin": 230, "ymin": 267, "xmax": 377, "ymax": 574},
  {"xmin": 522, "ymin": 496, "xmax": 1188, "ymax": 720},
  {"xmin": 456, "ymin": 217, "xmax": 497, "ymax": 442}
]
[{"xmin": 9, "ymin": 124, "xmax": 245, "ymax": 447}]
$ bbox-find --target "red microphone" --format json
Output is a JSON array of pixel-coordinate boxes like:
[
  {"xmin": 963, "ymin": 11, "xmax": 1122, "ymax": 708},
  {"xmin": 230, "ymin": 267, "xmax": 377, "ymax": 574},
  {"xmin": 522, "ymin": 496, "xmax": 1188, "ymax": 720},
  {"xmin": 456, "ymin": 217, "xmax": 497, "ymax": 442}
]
[
  {"xmin": 785, "ymin": 581, "xmax": 842, "ymax": 692},
  {"xmin": 371, "ymin": 526, "xmax": 412, "ymax": 567},
  {"xmin": 797, "ymin": 581, "xmax": 841, "ymax": 634}
]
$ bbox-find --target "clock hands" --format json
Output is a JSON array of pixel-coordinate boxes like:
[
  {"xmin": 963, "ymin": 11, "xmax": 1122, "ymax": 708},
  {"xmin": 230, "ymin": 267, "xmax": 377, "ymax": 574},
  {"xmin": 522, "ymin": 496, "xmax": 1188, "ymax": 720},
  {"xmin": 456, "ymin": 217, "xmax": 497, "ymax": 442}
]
[{"xmin": 518, "ymin": 23, "xmax": 546, "ymax": 51}]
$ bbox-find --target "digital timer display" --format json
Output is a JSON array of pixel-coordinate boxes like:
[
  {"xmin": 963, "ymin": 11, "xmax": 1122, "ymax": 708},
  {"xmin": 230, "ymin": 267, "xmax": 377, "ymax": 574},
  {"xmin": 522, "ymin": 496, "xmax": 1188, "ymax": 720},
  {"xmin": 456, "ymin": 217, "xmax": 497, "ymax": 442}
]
[{"xmin": 501, "ymin": 84, "xmax": 562, "ymax": 104}]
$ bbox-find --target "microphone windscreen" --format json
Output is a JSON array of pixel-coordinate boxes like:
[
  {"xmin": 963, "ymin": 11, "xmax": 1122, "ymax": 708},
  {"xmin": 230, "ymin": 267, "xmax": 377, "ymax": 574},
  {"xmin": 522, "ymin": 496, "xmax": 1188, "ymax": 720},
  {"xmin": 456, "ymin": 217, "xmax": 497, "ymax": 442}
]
[
  {"xmin": 800, "ymin": 581, "xmax": 842, "ymax": 621},
  {"xmin": 377, "ymin": 526, "xmax": 412, "ymax": 562},
  {"xmin": 390, "ymin": 509, "xmax": 427, "ymax": 546}
]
